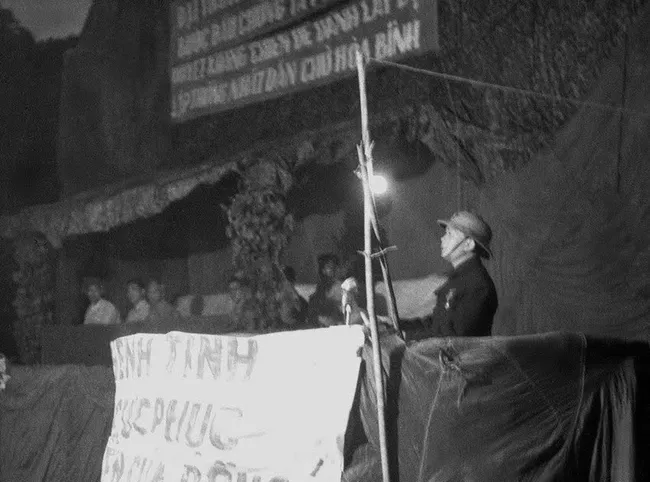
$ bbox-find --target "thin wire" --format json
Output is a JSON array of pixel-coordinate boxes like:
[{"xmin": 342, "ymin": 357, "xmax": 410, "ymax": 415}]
[{"xmin": 369, "ymin": 57, "xmax": 650, "ymax": 119}]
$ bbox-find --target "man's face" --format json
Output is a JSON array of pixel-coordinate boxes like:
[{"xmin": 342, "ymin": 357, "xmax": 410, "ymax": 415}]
[
  {"xmin": 440, "ymin": 225, "xmax": 468, "ymax": 261},
  {"xmin": 321, "ymin": 261, "xmax": 336, "ymax": 279},
  {"xmin": 147, "ymin": 282, "xmax": 163, "ymax": 304},
  {"xmin": 86, "ymin": 285, "xmax": 101, "ymax": 304},
  {"xmin": 127, "ymin": 284, "xmax": 144, "ymax": 305}
]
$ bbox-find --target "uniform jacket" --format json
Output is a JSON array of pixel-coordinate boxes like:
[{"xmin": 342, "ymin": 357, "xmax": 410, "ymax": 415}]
[
  {"xmin": 84, "ymin": 298, "xmax": 121, "ymax": 325},
  {"xmin": 125, "ymin": 299, "xmax": 150, "ymax": 323},
  {"xmin": 401, "ymin": 257, "xmax": 497, "ymax": 340}
]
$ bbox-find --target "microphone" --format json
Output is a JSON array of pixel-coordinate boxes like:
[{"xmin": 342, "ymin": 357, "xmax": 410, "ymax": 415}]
[
  {"xmin": 341, "ymin": 277, "xmax": 358, "ymax": 326},
  {"xmin": 345, "ymin": 304, "xmax": 353, "ymax": 325}
]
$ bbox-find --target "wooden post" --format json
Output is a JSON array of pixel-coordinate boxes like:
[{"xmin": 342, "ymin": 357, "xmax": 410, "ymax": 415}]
[
  {"xmin": 356, "ymin": 48, "xmax": 391, "ymax": 482},
  {"xmin": 355, "ymin": 53, "xmax": 402, "ymax": 335}
]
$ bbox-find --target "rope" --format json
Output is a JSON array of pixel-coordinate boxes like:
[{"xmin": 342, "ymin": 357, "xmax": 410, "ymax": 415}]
[{"xmin": 368, "ymin": 58, "xmax": 650, "ymax": 120}]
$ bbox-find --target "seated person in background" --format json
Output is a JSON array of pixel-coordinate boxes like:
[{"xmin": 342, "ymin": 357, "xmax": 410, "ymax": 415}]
[
  {"xmin": 146, "ymin": 278, "xmax": 181, "ymax": 328},
  {"xmin": 83, "ymin": 277, "xmax": 121, "ymax": 325},
  {"xmin": 228, "ymin": 276, "xmax": 259, "ymax": 332},
  {"xmin": 277, "ymin": 265, "xmax": 308, "ymax": 329},
  {"xmin": 125, "ymin": 278, "xmax": 150, "ymax": 323},
  {"xmin": 307, "ymin": 253, "xmax": 344, "ymax": 327}
]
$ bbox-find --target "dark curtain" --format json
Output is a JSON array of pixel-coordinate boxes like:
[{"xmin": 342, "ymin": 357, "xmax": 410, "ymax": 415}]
[{"xmin": 482, "ymin": 3, "xmax": 650, "ymax": 342}]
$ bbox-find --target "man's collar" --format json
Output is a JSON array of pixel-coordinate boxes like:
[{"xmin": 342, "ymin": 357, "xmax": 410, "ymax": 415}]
[{"xmin": 450, "ymin": 255, "xmax": 481, "ymax": 277}]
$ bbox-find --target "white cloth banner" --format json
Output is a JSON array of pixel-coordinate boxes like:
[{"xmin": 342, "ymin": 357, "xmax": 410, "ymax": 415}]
[{"xmin": 101, "ymin": 326, "xmax": 365, "ymax": 482}]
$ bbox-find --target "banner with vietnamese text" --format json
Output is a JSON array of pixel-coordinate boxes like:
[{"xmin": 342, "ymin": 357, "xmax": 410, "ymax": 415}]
[
  {"xmin": 101, "ymin": 326, "xmax": 365, "ymax": 482},
  {"xmin": 170, "ymin": 0, "xmax": 440, "ymax": 122}
]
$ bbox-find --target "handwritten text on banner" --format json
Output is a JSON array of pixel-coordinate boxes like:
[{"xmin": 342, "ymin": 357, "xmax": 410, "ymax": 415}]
[
  {"xmin": 101, "ymin": 326, "xmax": 365, "ymax": 482},
  {"xmin": 169, "ymin": 0, "xmax": 439, "ymax": 121}
]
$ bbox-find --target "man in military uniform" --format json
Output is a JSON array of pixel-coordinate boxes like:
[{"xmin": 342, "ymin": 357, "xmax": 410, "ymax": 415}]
[{"xmin": 399, "ymin": 211, "xmax": 498, "ymax": 340}]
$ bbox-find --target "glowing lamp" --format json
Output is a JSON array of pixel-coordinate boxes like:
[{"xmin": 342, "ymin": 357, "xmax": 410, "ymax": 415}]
[{"xmin": 370, "ymin": 175, "xmax": 388, "ymax": 195}]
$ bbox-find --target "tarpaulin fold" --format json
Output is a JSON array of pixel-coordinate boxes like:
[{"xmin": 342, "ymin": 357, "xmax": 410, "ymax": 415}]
[
  {"xmin": 346, "ymin": 332, "xmax": 644, "ymax": 482},
  {"xmin": 0, "ymin": 365, "xmax": 114, "ymax": 482},
  {"xmin": 484, "ymin": 1, "xmax": 650, "ymax": 342}
]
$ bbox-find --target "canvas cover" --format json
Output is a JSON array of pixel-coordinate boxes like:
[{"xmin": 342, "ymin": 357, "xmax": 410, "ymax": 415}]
[
  {"xmin": 479, "ymin": 1, "xmax": 650, "ymax": 342},
  {"xmin": 1, "ymin": 331, "xmax": 648, "ymax": 482},
  {"xmin": 346, "ymin": 333, "xmax": 649, "ymax": 481}
]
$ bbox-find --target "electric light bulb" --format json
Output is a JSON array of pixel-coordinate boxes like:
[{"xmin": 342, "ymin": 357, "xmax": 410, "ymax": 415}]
[{"xmin": 370, "ymin": 175, "xmax": 388, "ymax": 195}]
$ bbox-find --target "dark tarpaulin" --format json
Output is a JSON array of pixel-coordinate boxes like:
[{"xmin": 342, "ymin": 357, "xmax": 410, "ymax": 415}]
[
  {"xmin": 344, "ymin": 333, "xmax": 648, "ymax": 482},
  {"xmin": 484, "ymin": 1, "xmax": 650, "ymax": 342},
  {"xmin": 0, "ymin": 365, "xmax": 114, "ymax": 482},
  {"xmin": 1, "ymin": 332, "xmax": 647, "ymax": 482}
]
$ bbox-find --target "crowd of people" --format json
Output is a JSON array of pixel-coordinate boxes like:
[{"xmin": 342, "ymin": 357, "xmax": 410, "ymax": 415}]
[
  {"xmin": 83, "ymin": 278, "xmax": 181, "ymax": 327},
  {"xmin": 83, "ymin": 211, "xmax": 498, "ymax": 341},
  {"xmin": 82, "ymin": 254, "xmax": 356, "ymax": 332}
]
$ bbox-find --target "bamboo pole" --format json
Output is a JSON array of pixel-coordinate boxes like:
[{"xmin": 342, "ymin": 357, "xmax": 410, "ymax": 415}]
[
  {"xmin": 354, "ymin": 53, "xmax": 401, "ymax": 335},
  {"xmin": 366, "ymin": 178, "xmax": 402, "ymax": 334},
  {"xmin": 356, "ymin": 48, "xmax": 391, "ymax": 482}
]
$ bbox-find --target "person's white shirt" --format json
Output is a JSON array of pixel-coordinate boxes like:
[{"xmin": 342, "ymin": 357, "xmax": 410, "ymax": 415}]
[
  {"xmin": 84, "ymin": 299, "xmax": 121, "ymax": 325},
  {"xmin": 125, "ymin": 299, "xmax": 150, "ymax": 323}
]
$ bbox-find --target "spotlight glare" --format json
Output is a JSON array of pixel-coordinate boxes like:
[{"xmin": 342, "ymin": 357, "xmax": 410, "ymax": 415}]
[{"xmin": 370, "ymin": 175, "xmax": 388, "ymax": 195}]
